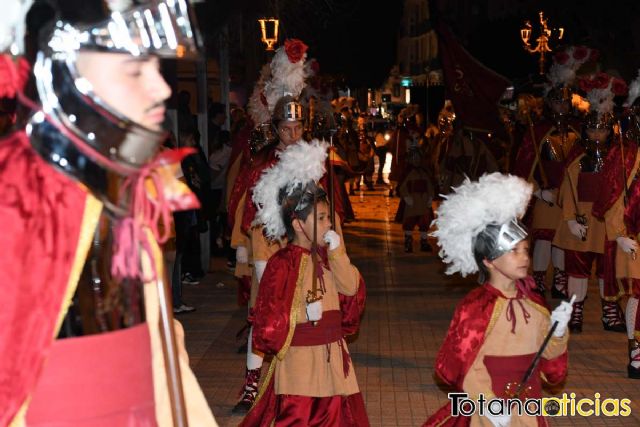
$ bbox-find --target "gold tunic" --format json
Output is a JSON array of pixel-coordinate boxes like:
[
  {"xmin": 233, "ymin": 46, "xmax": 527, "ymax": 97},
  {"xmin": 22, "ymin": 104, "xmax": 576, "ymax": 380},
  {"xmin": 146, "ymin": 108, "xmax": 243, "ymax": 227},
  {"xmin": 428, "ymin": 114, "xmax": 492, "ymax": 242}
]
[
  {"xmin": 463, "ymin": 288, "xmax": 568, "ymax": 427},
  {"xmin": 275, "ymin": 246, "xmax": 361, "ymax": 397},
  {"xmin": 553, "ymin": 155, "xmax": 605, "ymax": 253}
]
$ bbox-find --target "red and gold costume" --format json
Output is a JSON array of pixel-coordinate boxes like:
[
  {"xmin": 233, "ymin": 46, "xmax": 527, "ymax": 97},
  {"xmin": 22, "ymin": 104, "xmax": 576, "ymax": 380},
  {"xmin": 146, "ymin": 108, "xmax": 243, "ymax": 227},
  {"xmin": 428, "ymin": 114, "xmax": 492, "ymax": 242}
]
[
  {"xmin": 424, "ymin": 279, "xmax": 568, "ymax": 427},
  {"xmin": 240, "ymin": 244, "xmax": 368, "ymax": 426},
  {"xmin": 593, "ymin": 140, "xmax": 640, "ymax": 302},
  {"xmin": 513, "ymin": 118, "xmax": 580, "ymax": 295},
  {"xmin": 0, "ymin": 131, "xmax": 217, "ymax": 426}
]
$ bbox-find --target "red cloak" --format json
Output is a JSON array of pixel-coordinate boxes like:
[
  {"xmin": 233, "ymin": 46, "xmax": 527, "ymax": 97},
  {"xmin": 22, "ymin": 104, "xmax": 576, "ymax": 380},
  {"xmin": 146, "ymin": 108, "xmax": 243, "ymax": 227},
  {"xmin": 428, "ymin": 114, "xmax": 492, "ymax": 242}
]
[
  {"xmin": 592, "ymin": 139, "xmax": 638, "ymax": 219},
  {"xmin": 423, "ymin": 279, "xmax": 568, "ymax": 427},
  {"xmin": 0, "ymin": 131, "xmax": 93, "ymax": 424}
]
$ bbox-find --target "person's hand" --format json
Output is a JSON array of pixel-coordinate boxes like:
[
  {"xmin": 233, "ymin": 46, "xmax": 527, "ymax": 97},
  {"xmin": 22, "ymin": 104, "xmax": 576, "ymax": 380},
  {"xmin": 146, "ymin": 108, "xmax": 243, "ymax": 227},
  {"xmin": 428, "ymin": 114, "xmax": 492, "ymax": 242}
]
[
  {"xmin": 306, "ymin": 300, "xmax": 323, "ymax": 322},
  {"xmin": 484, "ymin": 411, "xmax": 511, "ymax": 427},
  {"xmin": 551, "ymin": 295, "xmax": 576, "ymax": 337},
  {"xmin": 404, "ymin": 196, "xmax": 414, "ymax": 206},
  {"xmin": 568, "ymin": 219, "xmax": 587, "ymax": 239},
  {"xmin": 236, "ymin": 246, "xmax": 248, "ymax": 264},
  {"xmin": 534, "ymin": 189, "xmax": 554, "ymax": 204},
  {"xmin": 323, "ymin": 230, "xmax": 341, "ymax": 251},
  {"xmin": 616, "ymin": 236, "xmax": 638, "ymax": 254}
]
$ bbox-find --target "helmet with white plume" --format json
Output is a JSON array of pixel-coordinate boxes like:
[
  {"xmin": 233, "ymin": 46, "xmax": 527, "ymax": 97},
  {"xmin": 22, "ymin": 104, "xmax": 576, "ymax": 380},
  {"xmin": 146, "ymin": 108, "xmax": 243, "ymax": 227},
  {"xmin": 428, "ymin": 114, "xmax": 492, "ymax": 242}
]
[{"xmin": 431, "ymin": 173, "xmax": 532, "ymax": 283}]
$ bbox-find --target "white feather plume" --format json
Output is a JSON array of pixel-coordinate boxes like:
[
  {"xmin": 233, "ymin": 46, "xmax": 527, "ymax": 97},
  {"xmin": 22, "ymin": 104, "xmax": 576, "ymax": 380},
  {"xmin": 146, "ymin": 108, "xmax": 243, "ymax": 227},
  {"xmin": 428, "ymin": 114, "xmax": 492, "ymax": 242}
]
[
  {"xmin": 586, "ymin": 82, "xmax": 615, "ymax": 118},
  {"xmin": 431, "ymin": 173, "xmax": 533, "ymax": 277},
  {"xmin": 247, "ymin": 63, "xmax": 272, "ymax": 125},
  {"xmin": 625, "ymin": 70, "xmax": 640, "ymax": 107},
  {"xmin": 252, "ymin": 139, "xmax": 329, "ymax": 240},
  {"xmin": 0, "ymin": 0, "xmax": 33, "ymax": 55},
  {"xmin": 106, "ymin": 0, "xmax": 133, "ymax": 13},
  {"xmin": 264, "ymin": 45, "xmax": 308, "ymax": 113}
]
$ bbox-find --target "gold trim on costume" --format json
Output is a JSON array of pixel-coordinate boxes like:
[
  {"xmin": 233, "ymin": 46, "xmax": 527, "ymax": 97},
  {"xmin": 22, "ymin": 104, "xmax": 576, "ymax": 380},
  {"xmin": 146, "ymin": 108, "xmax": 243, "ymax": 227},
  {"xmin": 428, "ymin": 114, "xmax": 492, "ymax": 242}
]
[
  {"xmin": 486, "ymin": 298, "xmax": 505, "ymax": 337},
  {"xmin": 276, "ymin": 254, "xmax": 307, "ymax": 361},
  {"xmin": 251, "ymin": 254, "xmax": 308, "ymax": 409},
  {"xmin": 10, "ymin": 194, "xmax": 103, "ymax": 427}
]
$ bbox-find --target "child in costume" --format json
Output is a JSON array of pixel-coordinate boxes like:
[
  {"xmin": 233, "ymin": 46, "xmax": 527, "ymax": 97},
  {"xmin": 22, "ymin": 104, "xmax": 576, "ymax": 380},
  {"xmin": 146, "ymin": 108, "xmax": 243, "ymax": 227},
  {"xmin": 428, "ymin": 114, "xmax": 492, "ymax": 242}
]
[
  {"xmin": 425, "ymin": 173, "xmax": 573, "ymax": 427},
  {"xmin": 239, "ymin": 140, "xmax": 368, "ymax": 426}
]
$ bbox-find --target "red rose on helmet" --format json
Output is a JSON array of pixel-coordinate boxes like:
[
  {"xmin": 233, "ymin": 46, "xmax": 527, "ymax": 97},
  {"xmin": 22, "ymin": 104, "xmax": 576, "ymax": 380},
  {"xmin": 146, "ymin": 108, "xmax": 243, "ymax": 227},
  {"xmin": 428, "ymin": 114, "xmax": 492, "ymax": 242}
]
[
  {"xmin": 573, "ymin": 46, "xmax": 589, "ymax": 61},
  {"xmin": 284, "ymin": 39, "xmax": 308, "ymax": 63},
  {"xmin": 612, "ymin": 78, "xmax": 628, "ymax": 96},
  {"xmin": 554, "ymin": 51, "xmax": 570, "ymax": 65},
  {"xmin": 579, "ymin": 78, "xmax": 593, "ymax": 92},
  {"xmin": 593, "ymin": 72, "xmax": 611, "ymax": 89}
]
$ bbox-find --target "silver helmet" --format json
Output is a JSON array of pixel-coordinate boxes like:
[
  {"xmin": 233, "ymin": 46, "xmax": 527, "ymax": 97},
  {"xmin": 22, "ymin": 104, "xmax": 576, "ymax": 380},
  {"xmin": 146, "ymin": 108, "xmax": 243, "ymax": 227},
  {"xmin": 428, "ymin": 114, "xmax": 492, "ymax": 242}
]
[{"xmin": 29, "ymin": 0, "xmax": 201, "ymax": 204}]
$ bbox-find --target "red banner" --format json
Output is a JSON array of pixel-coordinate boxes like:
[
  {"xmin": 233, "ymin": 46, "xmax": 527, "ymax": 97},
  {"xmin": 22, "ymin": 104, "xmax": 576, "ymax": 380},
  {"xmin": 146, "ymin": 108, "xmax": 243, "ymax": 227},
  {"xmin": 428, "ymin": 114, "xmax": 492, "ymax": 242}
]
[{"xmin": 436, "ymin": 23, "xmax": 511, "ymax": 133}]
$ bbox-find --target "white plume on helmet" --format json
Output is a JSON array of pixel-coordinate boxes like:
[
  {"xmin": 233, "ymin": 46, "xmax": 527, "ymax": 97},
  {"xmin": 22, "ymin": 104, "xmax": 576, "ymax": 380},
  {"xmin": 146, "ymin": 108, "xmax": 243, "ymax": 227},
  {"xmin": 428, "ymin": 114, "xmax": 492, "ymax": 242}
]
[
  {"xmin": 431, "ymin": 173, "xmax": 533, "ymax": 277},
  {"xmin": 263, "ymin": 44, "xmax": 308, "ymax": 113},
  {"xmin": 252, "ymin": 139, "xmax": 328, "ymax": 240},
  {"xmin": 0, "ymin": 0, "xmax": 33, "ymax": 55},
  {"xmin": 247, "ymin": 63, "xmax": 272, "ymax": 125},
  {"xmin": 625, "ymin": 70, "xmax": 640, "ymax": 107}
]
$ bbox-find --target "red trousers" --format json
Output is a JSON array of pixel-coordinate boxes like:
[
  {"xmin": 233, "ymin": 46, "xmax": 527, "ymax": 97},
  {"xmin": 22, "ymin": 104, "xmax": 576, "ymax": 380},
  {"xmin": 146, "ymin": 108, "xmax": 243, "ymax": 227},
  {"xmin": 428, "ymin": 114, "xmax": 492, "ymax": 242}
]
[{"xmin": 565, "ymin": 250, "xmax": 604, "ymax": 279}]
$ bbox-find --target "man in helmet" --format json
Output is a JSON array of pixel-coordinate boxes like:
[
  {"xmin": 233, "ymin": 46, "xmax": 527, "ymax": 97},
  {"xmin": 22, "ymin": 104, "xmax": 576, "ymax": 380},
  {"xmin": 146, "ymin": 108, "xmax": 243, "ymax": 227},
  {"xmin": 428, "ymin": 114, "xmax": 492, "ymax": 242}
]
[
  {"xmin": 553, "ymin": 72, "xmax": 628, "ymax": 334},
  {"xmin": 0, "ymin": 1, "xmax": 217, "ymax": 425}
]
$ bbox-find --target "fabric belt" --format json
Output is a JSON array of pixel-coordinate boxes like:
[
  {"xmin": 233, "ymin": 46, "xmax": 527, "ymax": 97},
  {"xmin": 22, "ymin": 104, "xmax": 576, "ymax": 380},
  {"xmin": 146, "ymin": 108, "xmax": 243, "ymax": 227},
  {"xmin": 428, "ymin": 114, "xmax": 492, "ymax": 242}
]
[{"xmin": 291, "ymin": 310, "xmax": 350, "ymax": 377}]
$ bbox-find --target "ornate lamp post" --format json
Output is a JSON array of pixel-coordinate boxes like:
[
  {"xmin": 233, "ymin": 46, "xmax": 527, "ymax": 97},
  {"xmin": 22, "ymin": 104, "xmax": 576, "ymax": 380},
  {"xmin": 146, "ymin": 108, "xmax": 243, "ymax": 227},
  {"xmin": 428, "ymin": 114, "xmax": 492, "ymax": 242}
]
[
  {"xmin": 520, "ymin": 11, "xmax": 564, "ymax": 75},
  {"xmin": 258, "ymin": 18, "xmax": 279, "ymax": 51}
]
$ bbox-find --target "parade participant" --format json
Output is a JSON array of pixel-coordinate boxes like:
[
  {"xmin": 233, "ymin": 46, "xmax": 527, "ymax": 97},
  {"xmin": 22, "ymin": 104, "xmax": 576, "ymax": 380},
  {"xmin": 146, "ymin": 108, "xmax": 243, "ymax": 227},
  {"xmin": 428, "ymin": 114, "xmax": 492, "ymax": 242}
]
[
  {"xmin": 0, "ymin": 0, "xmax": 217, "ymax": 425},
  {"xmin": 553, "ymin": 72, "xmax": 628, "ymax": 333},
  {"xmin": 512, "ymin": 46, "xmax": 596, "ymax": 298},
  {"xmin": 397, "ymin": 145, "xmax": 435, "ymax": 253},
  {"xmin": 596, "ymin": 71, "xmax": 640, "ymax": 377},
  {"xmin": 240, "ymin": 140, "xmax": 368, "ymax": 427},
  {"xmin": 230, "ymin": 39, "xmax": 352, "ymax": 412},
  {"xmin": 426, "ymin": 173, "xmax": 572, "ymax": 427}
]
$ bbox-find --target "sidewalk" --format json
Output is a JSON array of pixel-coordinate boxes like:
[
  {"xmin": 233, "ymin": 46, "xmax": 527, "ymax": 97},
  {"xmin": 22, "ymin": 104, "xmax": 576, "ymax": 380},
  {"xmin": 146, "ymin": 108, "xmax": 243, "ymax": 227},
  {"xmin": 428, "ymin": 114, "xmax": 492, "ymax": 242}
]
[{"xmin": 180, "ymin": 186, "xmax": 640, "ymax": 426}]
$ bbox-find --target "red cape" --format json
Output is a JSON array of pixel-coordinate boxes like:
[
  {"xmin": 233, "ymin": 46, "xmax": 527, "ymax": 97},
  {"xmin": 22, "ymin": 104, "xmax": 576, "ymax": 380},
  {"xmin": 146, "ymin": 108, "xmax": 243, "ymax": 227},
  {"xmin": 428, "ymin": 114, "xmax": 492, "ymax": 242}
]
[
  {"xmin": 423, "ymin": 278, "xmax": 568, "ymax": 427},
  {"xmin": 512, "ymin": 121, "xmax": 555, "ymax": 181},
  {"xmin": 241, "ymin": 244, "xmax": 366, "ymax": 427},
  {"xmin": 0, "ymin": 131, "xmax": 91, "ymax": 424},
  {"xmin": 592, "ymin": 139, "xmax": 638, "ymax": 219}
]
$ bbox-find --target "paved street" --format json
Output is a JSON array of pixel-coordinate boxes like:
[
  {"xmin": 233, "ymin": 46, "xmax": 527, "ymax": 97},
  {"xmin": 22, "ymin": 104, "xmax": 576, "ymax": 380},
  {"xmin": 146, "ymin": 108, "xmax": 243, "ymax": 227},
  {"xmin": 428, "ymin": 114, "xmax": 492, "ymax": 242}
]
[{"xmin": 179, "ymin": 186, "xmax": 640, "ymax": 426}]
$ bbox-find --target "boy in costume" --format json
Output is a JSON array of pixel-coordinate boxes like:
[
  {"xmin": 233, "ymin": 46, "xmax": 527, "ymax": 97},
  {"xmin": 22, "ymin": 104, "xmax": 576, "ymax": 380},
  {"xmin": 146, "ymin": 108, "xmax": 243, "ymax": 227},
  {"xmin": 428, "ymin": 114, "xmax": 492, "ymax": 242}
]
[
  {"xmin": 425, "ymin": 173, "xmax": 573, "ymax": 427},
  {"xmin": 240, "ymin": 140, "xmax": 368, "ymax": 426}
]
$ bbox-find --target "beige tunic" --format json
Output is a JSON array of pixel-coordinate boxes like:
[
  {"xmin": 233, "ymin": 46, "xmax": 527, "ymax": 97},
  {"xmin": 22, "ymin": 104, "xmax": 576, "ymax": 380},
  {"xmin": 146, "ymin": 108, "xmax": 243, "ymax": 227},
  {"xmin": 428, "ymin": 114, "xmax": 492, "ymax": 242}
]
[
  {"xmin": 275, "ymin": 246, "xmax": 361, "ymax": 397},
  {"xmin": 529, "ymin": 129, "xmax": 579, "ymax": 231},
  {"xmin": 463, "ymin": 289, "xmax": 568, "ymax": 427},
  {"xmin": 553, "ymin": 155, "xmax": 605, "ymax": 253},
  {"xmin": 604, "ymin": 150, "xmax": 640, "ymax": 281}
]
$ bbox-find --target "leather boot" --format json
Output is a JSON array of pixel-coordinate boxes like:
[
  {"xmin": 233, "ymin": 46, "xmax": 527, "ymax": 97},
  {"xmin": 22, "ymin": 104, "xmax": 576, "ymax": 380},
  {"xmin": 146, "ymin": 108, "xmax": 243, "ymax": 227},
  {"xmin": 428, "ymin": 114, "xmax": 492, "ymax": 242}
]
[
  {"xmin": 601, "ymin": 300, "xmax": 626, "ymax": 333},
  {"xmin": 420, "ymin": 238, "xmax": 432, "ymax": 253},
  {"xmin": 404, "ymin": 234, "xmax": 413, "ymax": 253},
  {"xmin": 569, "ymin": 301, "xmax": 584, "ymax": 333},
  {"xmin": 232, "ymin": 367, "xmax": 261, "ymax": 414},
  {"xmin": 551, "ymin": 268, "xmax": 568, "ymax": 299},
  {"xmin": 532, "ymin": 271, "xmax": 546, "ymax": 295},
  {"xmin": 629, "ymin": 340, "xmax": 640, "ymax": 379}
]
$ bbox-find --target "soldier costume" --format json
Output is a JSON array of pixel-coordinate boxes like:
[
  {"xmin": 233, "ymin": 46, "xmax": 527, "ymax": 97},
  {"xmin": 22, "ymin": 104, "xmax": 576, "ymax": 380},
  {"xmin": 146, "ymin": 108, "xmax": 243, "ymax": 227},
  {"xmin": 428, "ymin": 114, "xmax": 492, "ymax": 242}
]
[
  {"xmin": 553, "ymin": 72, "xmax": 628, "ymax": 333},
  {"xmin": 0, "ymin": 0, "xmax": 217, "ymax": 425}
]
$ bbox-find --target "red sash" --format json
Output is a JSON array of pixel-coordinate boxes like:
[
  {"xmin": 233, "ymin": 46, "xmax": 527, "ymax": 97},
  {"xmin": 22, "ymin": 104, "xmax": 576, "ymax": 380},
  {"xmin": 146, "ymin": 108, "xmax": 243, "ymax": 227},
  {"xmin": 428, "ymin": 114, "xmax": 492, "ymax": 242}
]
[{"xmin": 291, "ymin": 310, "xmax": 350, "ymax": 377}]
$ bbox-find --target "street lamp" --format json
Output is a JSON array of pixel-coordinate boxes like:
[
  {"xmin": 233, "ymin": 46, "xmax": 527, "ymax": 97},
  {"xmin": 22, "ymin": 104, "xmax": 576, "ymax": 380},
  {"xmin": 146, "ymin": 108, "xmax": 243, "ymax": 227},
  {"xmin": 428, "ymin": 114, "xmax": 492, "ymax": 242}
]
[
  {"xmin": 520, "ymin": 11, "xmax": 564, "ymax": 75},
  {"xmin": 258, "ymin": 18, "xmax": 279, "ymax": 51}
]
